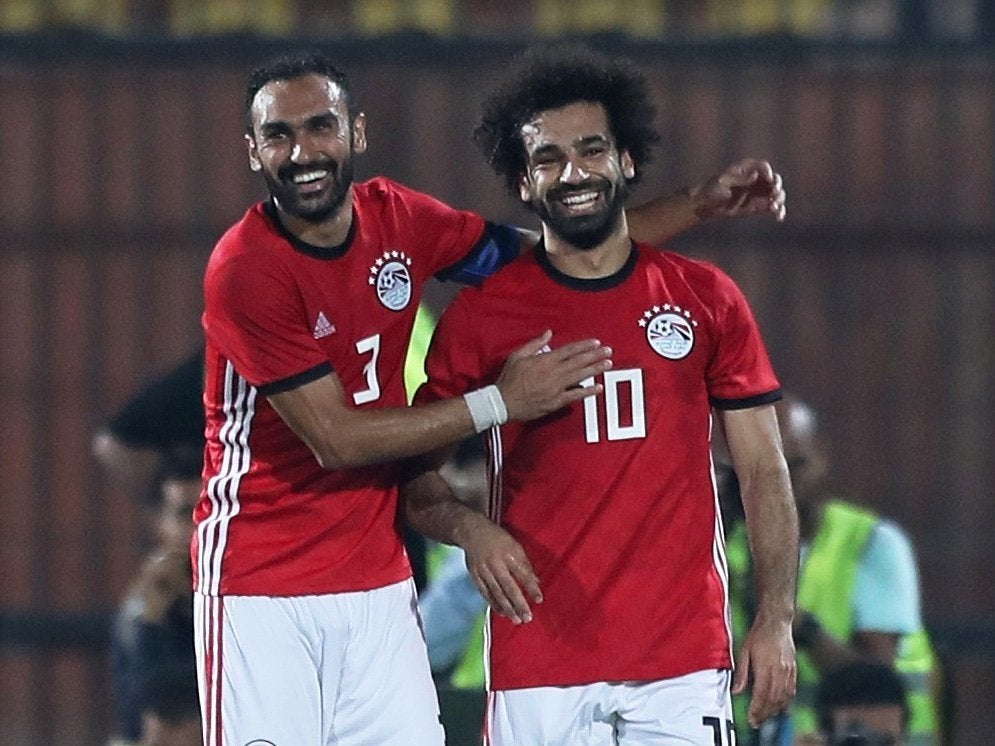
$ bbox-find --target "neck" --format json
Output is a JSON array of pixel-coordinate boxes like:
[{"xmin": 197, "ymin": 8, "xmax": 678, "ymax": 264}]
[
  {"xmin": 542, "ymin": 214, "xmax": 632, "ymax": 279},
  {"xmin": 275, "ymin": 187, "xmax": 354, "ymax": 247}
]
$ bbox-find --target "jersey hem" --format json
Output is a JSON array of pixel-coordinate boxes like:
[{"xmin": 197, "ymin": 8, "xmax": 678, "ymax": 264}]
[
  {"xmin": 489, "ymin": 659, "xmax": 734, "ymax": 691},
  {"xmin": 192, "ymin": 568, "xmax": 414, "ymax": 598}
]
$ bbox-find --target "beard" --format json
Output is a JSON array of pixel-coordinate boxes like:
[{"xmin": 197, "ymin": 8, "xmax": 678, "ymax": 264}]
[
  {"xmin": 531, "ymin": 177, "xmax": 629, "ymax": 250},
  {"xmin": 263, "ymin": 154, "xmax": 355, "ymax": 224}
]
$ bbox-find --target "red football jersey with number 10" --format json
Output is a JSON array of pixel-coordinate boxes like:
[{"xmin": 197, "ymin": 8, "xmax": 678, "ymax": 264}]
[
  {"xmin": 418, "ymin": 243, "xmax": 781, "ymax": 690},
  {"xmin": 196, "ymin": 177, "xmax": 485, "ymax": 597}
]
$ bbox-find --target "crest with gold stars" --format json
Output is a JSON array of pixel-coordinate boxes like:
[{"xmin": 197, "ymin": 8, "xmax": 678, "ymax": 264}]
[
  {"xmin": 638, "ymin": 303, "xmax": 698, "ymax": 360},
  {"xmin": 368, "ymin": 250, "xmax": 413, "ymax": 311}
]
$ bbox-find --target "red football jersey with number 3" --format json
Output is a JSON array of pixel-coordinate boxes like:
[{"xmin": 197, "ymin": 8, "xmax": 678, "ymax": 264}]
[{"xmin": 196, "ymin": 177, "xmax": 484, "ymax": 597}]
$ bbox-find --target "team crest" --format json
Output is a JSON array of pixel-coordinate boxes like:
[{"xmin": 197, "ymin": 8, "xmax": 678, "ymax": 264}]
[
  {"xmin": 638, "ymin": 303, "xmax": 698, "ymax": 360},
  {"xmin": 368, "ymin": 250, "xmax": 413, "ymax": 311}
]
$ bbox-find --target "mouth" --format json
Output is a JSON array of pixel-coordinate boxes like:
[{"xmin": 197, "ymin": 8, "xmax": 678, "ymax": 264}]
[
  {"xmin": 284, "ymin": 167, "xmax": 333, "ymax": 196},
  {"xmin": 551, "ymin": 184, "xmax": 609, "ymax": 215}
]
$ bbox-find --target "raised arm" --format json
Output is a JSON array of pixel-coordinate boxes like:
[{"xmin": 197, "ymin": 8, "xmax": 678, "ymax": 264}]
[
  {"xmin": 627, "ymin": 158, "xmax": 787, "ymax": 246},
  {"xmin": 719, "ymin": 402, "xmax": 799, "ymax": 728},
  {"xmin": 269, "ymin": 332, "xmax": 612, "ymax": 470}
]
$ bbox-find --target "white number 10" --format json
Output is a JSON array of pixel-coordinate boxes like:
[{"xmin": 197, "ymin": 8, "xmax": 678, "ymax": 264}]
[{"xmin": 580, "ymin": 368, "xmax": 646, "ymax": 443}]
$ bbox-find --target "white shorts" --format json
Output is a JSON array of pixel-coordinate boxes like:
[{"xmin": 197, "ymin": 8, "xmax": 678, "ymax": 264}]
[
  {"xmin": 194, "ymin": 578, "xmax": 445, "ymax": 746},
  {"xmin": 486, "ymin": 669, "xmax": 735, "ymax": 746}
]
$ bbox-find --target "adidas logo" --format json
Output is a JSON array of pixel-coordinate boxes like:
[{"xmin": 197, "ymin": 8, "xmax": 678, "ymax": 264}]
[{"xmin": 313, "ymin": 312, "xmax": 336, "ymax": 339}]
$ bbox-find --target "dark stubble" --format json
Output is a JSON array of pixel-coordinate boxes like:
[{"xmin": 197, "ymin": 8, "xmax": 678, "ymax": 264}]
[
  {"xmin": 531, "ymin": 176, "xmax": 629, "ymax": 250},
  {"xmin": 263, "ymin": 152, "xmax": 355, "ymax": 224}
]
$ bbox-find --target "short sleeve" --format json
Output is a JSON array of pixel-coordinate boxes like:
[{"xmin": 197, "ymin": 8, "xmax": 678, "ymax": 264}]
[
  {"xmin": 381, "ymin": 179, "xmax": 488, "ymax": 276},
  {"xmin": 852, "ymin": 520, "xmax": 923, "ymax": 633},
  {"xmin": 203, "ymin": 251, "xmax": 329, "ymax": 389},
  {"xmin": 706, "ymin": 268, "xmax": 781, "ymax": 409}
]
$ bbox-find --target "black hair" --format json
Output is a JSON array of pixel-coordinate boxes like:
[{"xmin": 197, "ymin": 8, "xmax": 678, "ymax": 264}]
[
  {"xmin": 816, "ymin": 661, "xmax": 910, "ymax": 736},
  {"xmin": 474, "ymin": 43, "xmax": 660, "ymax": 195},
  {"xmin": 244, "ymin": 50, "xmax": 357, "ymax": 134}
]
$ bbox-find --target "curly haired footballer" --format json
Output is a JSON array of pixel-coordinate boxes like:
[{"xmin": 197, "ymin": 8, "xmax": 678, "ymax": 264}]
[{"xmin": 474, "ymin": 44, "xmax": 661, "ymax": 196}]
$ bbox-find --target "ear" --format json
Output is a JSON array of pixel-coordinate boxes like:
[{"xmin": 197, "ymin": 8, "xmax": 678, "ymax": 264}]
[
  {"xmin": 246, "ymin": 133, "xmax": 262, "ymax": 172},
  {"xmin": 518, "ymin": 173, "xmax": 532, "ymax": 204},
  {"xmin": 351, "ymin": 112, "xmax": 368, "ymax": 155},
  {"xmin": 621, "ymin": 150, "xmax": 635, "ymax": 180}
]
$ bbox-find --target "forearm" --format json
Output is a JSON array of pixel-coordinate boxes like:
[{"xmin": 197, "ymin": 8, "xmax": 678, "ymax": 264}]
[
  {"xmin": 403, "ymin": 468, "xmax": 490, "ymax": 547},
  {"xmin": 627, "ymin": 189, "xmax": 700, "ymax": 246},
  {"xmin": 741, "ymin": 466, "xmax": 800, "ymax": 624},
  {"xmin": 270, "ymin": 381, "xmax": 481, "ymax": 470}
]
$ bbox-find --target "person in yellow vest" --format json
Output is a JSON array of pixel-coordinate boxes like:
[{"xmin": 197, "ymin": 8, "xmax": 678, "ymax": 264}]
[{"xmin": 722, "ymin": 396, "xmax": 940, "ymax": 745}]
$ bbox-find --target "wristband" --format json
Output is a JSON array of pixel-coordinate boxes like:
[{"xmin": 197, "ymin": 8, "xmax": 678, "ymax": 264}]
[{"xmin": 463, "ymin": 385, "xmax": 508, "ymax": 433}]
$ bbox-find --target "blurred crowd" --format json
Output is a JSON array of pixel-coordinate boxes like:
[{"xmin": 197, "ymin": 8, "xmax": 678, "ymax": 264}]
[{"xmin": 2, "ymin": 0, "xmax": 987, "ymax": 42}]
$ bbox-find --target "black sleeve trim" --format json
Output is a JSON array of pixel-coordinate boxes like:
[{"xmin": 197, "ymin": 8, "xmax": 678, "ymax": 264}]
[
  {"xmin": 257, "ymin": 362, "xmax": 334, "ymax": 396},
  {"xmin": 710, "ymin": 388, "xmax": 783, "ymax": 411}
]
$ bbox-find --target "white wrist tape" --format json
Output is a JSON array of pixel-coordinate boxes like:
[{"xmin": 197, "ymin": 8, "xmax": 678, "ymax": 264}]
[{"xmin": 463, "ymin": 385, "xmax": 508, "ymax": 433}]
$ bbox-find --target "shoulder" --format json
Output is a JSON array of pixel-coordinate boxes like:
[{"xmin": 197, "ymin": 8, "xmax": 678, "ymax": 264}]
[
  {"xmin": 210, "ymin": 203, "xmax": 278, "ymax": 265},
  {"xmin": 636, "ymin": 243, "xmax": 743, "ymax": 302},
  {"xmin": 439, "ymin": 255, "xmax": 534, "ymax": 323},
  {"xmin": 205, "ymin": 205, "xmax": 293, "ymax": 298},
  {"xmin": 637, "ymin": 243, "xmax": 727, "ymax": 281},
  {"xmin": 474, "ymin": 251, "xmax": 540, "ymax": 298},
  {"xmin": 356, "ymin": 176, "xmax": 451, "ymax": 213}
]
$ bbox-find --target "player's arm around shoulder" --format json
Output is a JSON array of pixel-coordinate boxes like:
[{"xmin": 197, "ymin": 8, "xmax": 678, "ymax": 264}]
[
  {"xmin": 720, "ymin": 403, "xmax": 799, "ymax": 728},
  {"xmin": 627, "ymin": 158, "xmax": 787, "ymax": 246}
]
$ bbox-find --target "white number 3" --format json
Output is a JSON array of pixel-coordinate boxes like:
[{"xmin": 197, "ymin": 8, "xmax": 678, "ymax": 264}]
[{"xmin": 352, "ymin": 334, "xmax": 382, "ymax": 405}]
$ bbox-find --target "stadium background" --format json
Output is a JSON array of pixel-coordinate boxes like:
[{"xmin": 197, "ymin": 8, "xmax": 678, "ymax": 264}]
[{"xmin": 0, "ymin": 1, "xmax": 992, "ymax": 743}]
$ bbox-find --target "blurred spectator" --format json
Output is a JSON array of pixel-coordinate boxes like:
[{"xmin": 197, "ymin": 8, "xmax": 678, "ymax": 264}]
[
  {"xmin": 722, "ymin": 395, "xmax": 940, "ymax": 745},
  {"xmin": 801, "ymin": 660, "xmax": 908, "ymax": 746},
  {"xmin": 139, "ymin": 661, "xmax": 203, "ymax": 746},
  {"xmin": 109, "ymin": 446, "xmax": 201, "ymax": 746},
  {"xmin": 92, "ymin": 350, "xmax": 205, "ymax": 510}
]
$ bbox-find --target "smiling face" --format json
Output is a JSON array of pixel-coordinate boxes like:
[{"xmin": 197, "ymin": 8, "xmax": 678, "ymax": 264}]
[
  {"xmin": 246, "ymin": 73, "xmax": 367, "ymax": 223},
  {"xmin": 518, "ymin": 101, "xmax": 634, "ymax": 250}
]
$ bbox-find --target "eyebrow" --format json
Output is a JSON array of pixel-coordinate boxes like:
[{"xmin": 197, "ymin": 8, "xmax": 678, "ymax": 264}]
[
  {"xmin": 258, "ymin": 111, "xmax": 340, "ymax": 135},
  {"xmin": 575, "ymin": 134, "xmax": 611, "ymax": 148}
]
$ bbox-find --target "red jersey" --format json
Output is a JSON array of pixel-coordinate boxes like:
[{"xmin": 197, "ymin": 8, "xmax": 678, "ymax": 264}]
[
  {"xmin": 418, "ymin": 242, "xmax": 781, "ymax": 690},
  {"xmin": 196, "ymin": 177, "xmax": 487, "ymax": 597}
]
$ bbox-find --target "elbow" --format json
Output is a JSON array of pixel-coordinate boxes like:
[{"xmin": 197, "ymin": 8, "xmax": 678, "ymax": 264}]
[
  {"xmin": 311, "ymin": 439, "xmax": 370, "ymax": 470},
  {"xmin": 313, "ymin": 449, "xmax": 364, "ymax": 471}
]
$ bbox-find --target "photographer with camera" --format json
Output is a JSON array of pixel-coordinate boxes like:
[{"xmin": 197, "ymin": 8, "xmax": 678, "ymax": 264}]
[{"xmin": 795, "ymin": 661, "xmax": 908, "ymax": 746}]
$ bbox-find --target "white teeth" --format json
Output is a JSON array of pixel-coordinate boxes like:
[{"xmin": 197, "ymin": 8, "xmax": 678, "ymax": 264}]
[
  {"xmin": 561, "ymin": 192, "xmax": 598, "ymax": 206},
  {"xmin": 292, "ymin": 170, "xmax": 328, "ymax": 184}
]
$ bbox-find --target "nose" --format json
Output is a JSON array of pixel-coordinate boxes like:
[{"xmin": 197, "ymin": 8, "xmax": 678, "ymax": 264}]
[
  {"xmin": 559, "ymin": 157, "xmax": 590, "ymax": 184},
  {"xmin": 290, "ymin": 134, "xmax": 318, "ymax": 164}
]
